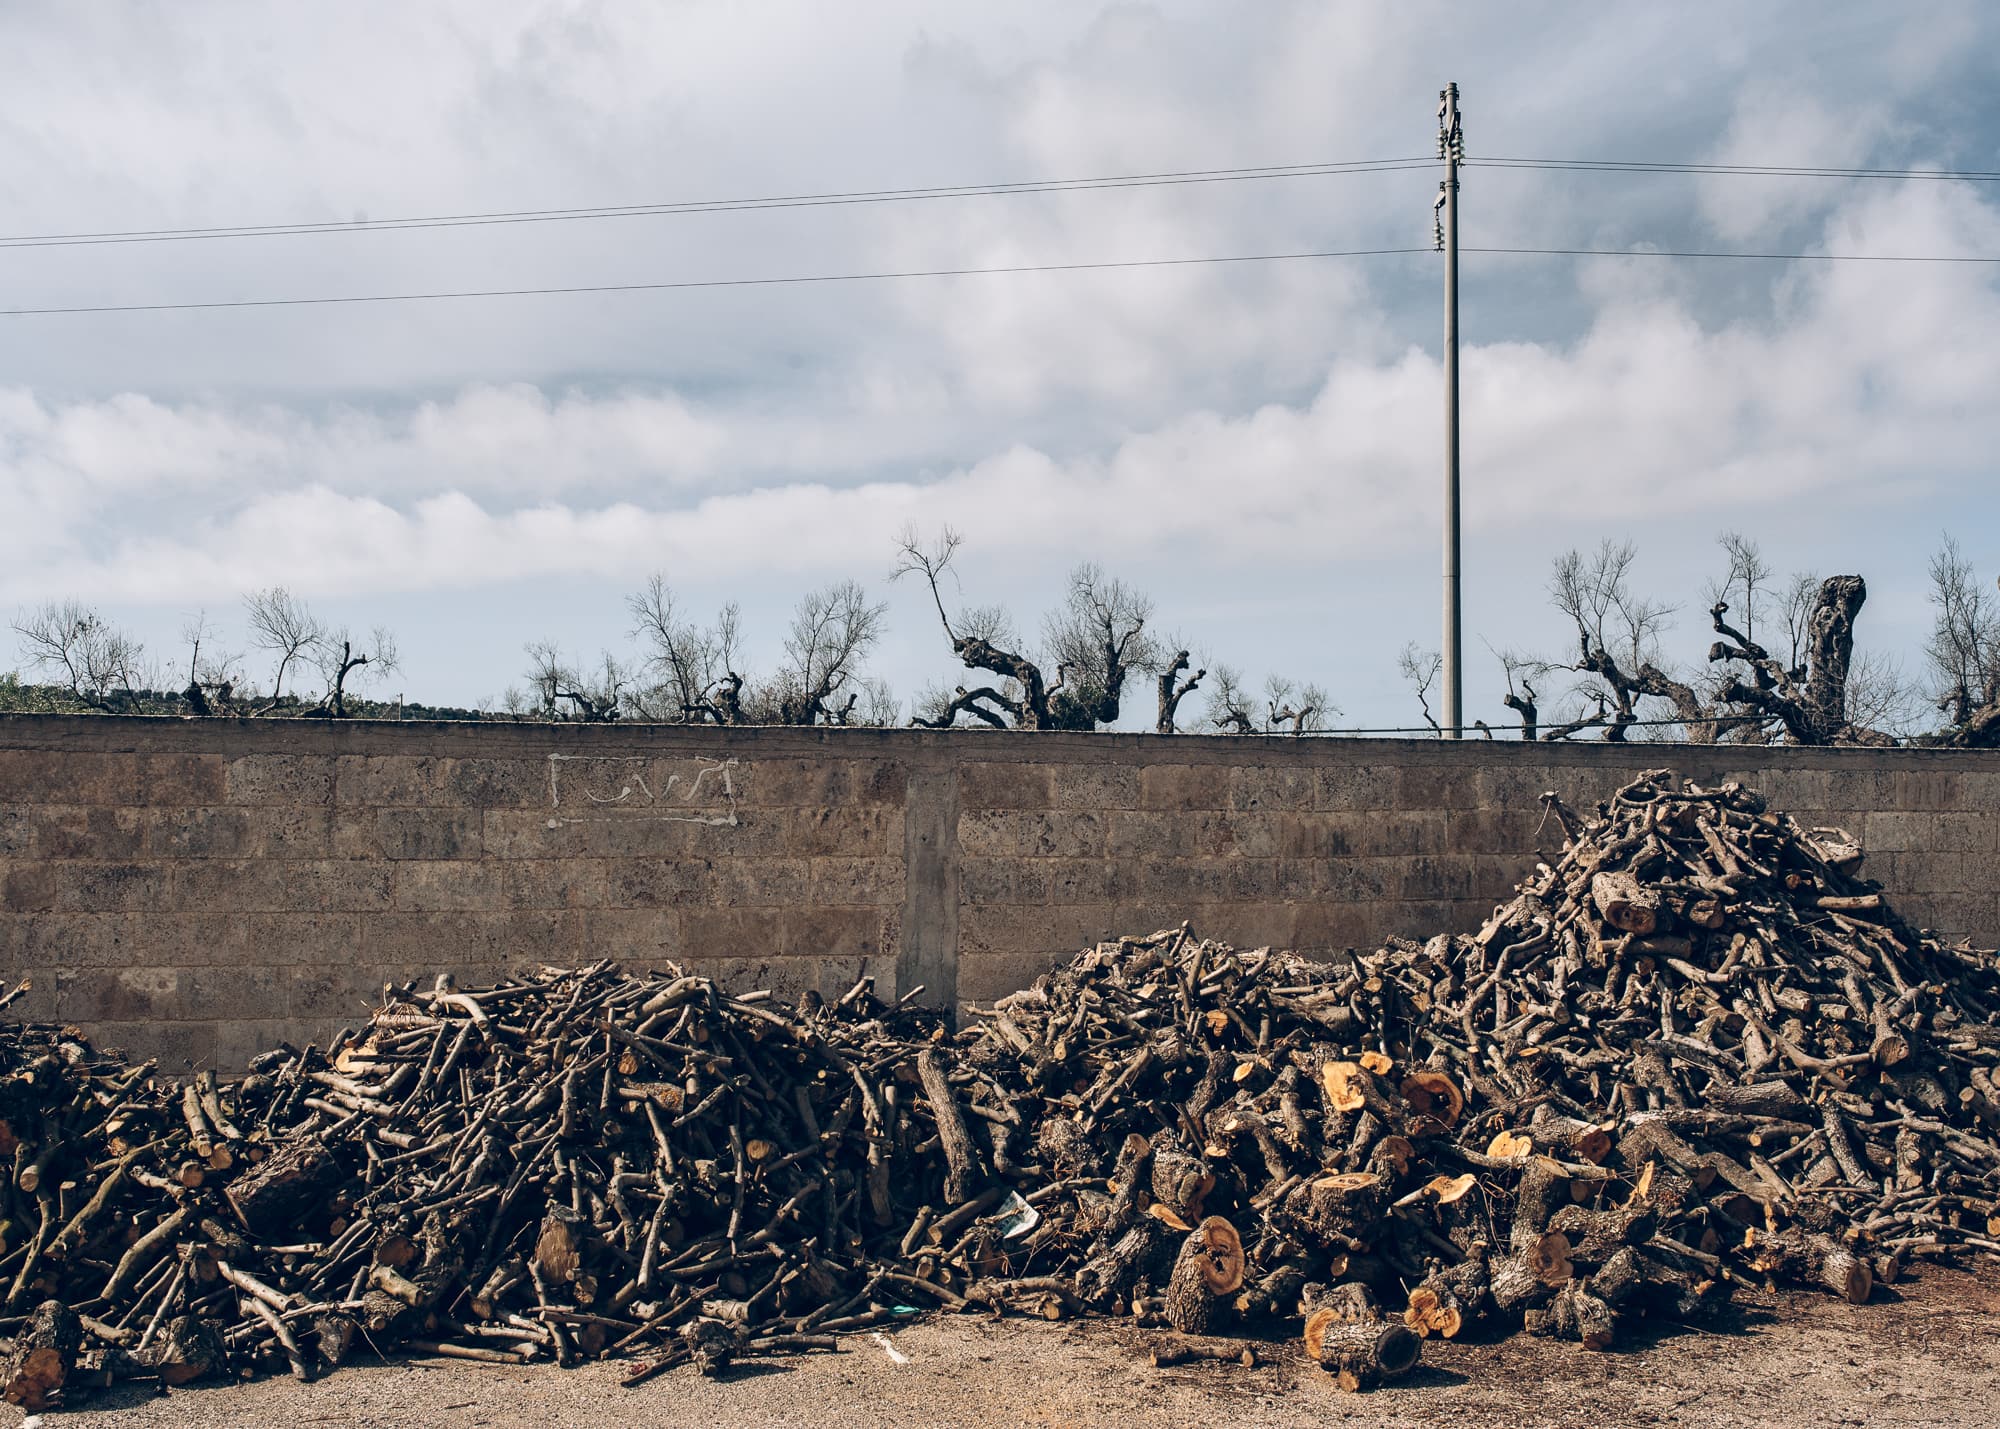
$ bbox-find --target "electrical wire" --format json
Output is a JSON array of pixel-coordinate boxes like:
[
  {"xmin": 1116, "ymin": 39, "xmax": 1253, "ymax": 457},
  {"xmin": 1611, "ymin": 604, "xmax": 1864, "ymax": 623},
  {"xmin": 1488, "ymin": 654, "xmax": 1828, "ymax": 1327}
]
[
  {"xmin": 0, "ymin": 248, "xmax": 1435, "ymax": 316},
  {"xmin": 5, "ymin": 152, "xmax": 1989, "ymax": 254},
  {"xmin": 5, "ymin": 241, "xmax": 1993, "ymax": 318},
  {"xmin": 0, "ymin": 158, "xmax": 1436, "ymax": 251},
  {"xmin": 1473, "ymin": 156, "xmax": 2000, "ymax": 182}
]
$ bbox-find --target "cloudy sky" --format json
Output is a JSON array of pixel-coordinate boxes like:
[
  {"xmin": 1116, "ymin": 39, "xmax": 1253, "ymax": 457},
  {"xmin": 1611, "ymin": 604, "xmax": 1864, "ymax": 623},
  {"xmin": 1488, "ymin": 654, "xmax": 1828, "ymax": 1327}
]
[{"xmin": 3, "ymin": 2, "xmax": 1996, "ymax": 729}]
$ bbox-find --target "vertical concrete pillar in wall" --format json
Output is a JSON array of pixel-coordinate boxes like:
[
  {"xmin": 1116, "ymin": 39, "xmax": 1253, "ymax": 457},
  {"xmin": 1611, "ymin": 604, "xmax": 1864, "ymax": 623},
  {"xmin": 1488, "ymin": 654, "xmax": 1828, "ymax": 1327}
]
[{"xmin": 897, "ymin": 764, "xmax": 960, "ymax": 1009}]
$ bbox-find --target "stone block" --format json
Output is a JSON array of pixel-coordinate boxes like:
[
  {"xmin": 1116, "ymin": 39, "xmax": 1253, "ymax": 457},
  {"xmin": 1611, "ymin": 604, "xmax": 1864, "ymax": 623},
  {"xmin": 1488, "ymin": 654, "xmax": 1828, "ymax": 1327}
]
[
  {"xmin": 709, "ymin": 857, "xmax": 813, "ymax": 907},
  {"xmin": 681, "ymin": 907, "xmax": 787, "ymax": 960},
  {"xmin": 23, "ymin": 806, "xmax": 145, "ymax": 860},
  {"xmin": 1313, "ymin": 764, "xmax": 1397, "ymax": 812},
  {"xmin": 1051, "ymin": 763, "xmax": 1140, "ymax": 811},
  {"xmin": 737, "ymin": 757, "xmax": 852, "ymax": 808},
  {"xmin": 500, "ymin": 859, "xmax": 611, "ymax": 910},
  {"xmin": 1394, "ymin": 762, "xmax": 1480, "ymax": 810},
  {"xmin": 810, "ymin": 857, "xmax": 902, "ymax": 906},
  {"xmin": 137, "ymin": 753, "xmax": 227, "ymax": 804},
  {"xmin": 55, "ymin": 965, "xmax": 183, "ymax": 1021},
  {"xmin": 335, "ymin": 755, "xmax": 450, "ymax": 806},
  {"xmin": 442, "ymin": 757, "xmax": 551, "ymax": 808},
  {"xmin": 1227, "ymin": 766, "xmax": 1314, "ymax": 813},
  {"xmin": 0, "ymin": 750, "xmax": 137, "ymax": 805},
  {"xmin": 957, "ymin": 762, "xmax": 1054, "ymax": 811},
  {"xmin": 14, "ymin": 860, "xmax": 171, "ymax": 913},
  {"xmin": 1190, "ymin": 812, "xmax": 1282, "ymax": 859},
  {"xmin": 363, "ymin": 909, "xmax": 581, "ymax": 964},
  {"xmin": 1293, "ymin": 900, "xmax": 1382, "ymax": 954},
  {"xmin": 237, "ymin": 912, "xmax": 367, "ymax": 966},
  {"xmin": 1867, "ymin": 811, "xmax": 1993, "ymax": 854},
  {"xmin": 145, "ymin": 807, "xmax": 255, "ymax": 859},
  {"xmin": 850, "ymin": 760, "xmax": 909, "ymax": 806},
  {"xmin": 581, "ymin": 909, "xmax": 683, "ymax": 963},
  {"xmin": 252, "ymin": 806, "xmax": 335, "ymax": 858},
  {"xmin": 1105, "ymin": 811, "xmax": 1197, "ymax": 858},
  {"xmin": 1138, "ymin": 763, "xmax": 1229, "ymax": 812},
  {"xmin": 958, "ymin": 858, "xmax": 1015, "ymax": 903},
  {"xmin": 785, "ymin": 906, "xmax": 887, "ymax": 962},
  {"xmin": 1178, "ymin": 901, "xmax": 1299, "ymax": 951},
  {"xmin": 957, "ymin": 950, "xmax": 1069, "ymax": 1004},
  {"xmin": 394, "ymin": 859, "xmax": 508, "ymax": 911},
  {"xmin": 336, "ymin": 808, "xmax": 484, "ymax": 860},
  {"xmin": 1033, "ymin": 861, "xmax": 1116, "ymax": 905},
  {"xmin": 602, "ymin": 858, "xmax": 712, "ymax": 910},
  {"xmin": 226, "ymin": 754, "xmax": 337, "ymax": 806},
  {"xmin": 1314, "ymin": 857, "xmax": 1398, "ymax": 903},
  {"xmin": 956, "ymin": 810, "xmax": 1102, "ymax": 860}
]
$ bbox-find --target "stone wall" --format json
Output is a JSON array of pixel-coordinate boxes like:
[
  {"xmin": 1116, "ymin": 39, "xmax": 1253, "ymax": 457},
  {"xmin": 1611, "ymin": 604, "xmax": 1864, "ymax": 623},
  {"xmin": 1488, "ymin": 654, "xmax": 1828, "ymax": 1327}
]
[{"xmin": 1, "ymin": 715, "xmax": 1994, "ymax": 1068}]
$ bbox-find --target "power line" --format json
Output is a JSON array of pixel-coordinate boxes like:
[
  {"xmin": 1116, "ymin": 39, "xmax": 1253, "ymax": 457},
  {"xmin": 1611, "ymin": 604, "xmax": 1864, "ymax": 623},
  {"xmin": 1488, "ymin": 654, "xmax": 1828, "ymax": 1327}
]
[
  {"xmin": 1475, "ymin": 156, "xmax": 2000, "ymax": 182},
  {"xmin": 4, "ymin": 241, "xmax": 1994, "ymax": 318},
  {"xmin": 1469, "ymin": 245, "xmax": 2000, "ymax": 264},
  {"xmin": 7, "ymin": 150, "xmax": 1987, "ymax": 253},
  {"xmin": 0, "ymin": 158, "xmax": 1435, "ymax": 251},
  {"xmin": 0, "ymin": 249, "xmax": 1429, "ymax": 316}
]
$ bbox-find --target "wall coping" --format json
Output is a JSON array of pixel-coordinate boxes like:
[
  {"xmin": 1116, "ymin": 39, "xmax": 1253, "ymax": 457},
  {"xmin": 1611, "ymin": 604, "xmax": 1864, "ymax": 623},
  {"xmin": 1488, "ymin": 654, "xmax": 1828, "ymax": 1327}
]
[{"xmin": 2, "ymin": 712, "xmax": 1995, "ymax": 770}]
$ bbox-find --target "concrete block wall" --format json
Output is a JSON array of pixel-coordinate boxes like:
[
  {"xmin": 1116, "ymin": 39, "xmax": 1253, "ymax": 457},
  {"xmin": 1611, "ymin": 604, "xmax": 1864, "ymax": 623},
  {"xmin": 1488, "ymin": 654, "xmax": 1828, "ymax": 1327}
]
[{"xmin": 0, "ymin": 715, "xmax": 1994, "ymax": 1069}]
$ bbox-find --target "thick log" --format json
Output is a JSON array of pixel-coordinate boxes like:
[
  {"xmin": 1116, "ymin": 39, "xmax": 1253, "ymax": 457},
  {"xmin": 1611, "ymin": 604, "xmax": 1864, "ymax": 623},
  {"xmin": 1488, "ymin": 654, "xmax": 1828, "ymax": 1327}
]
[
  {"xmin": 1303, "ymin": 1317, "xmax": 1421, "ymax": 1391},
  {"xmin": 226, "ymin": 1135, "xmax": 345, "ymax": 1238},
  {"xmin": 2, "ymin": 1300, "xmax": 81, "ymax": 1409}
]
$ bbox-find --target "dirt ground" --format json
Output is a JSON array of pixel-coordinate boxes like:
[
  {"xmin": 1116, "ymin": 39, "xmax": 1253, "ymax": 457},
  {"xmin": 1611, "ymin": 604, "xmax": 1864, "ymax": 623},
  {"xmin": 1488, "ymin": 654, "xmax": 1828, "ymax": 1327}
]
[{"xmin": 17, "ymin": 1264, "xmax": 1999, "ymax": 1429}]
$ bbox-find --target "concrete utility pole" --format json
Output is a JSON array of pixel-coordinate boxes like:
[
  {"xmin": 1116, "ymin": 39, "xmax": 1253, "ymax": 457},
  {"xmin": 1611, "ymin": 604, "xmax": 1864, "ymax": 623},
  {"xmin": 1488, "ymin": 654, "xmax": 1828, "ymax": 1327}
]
[{"xmin": 1436, "ymin": 83, "xmax": 1464, "ymax": 740}]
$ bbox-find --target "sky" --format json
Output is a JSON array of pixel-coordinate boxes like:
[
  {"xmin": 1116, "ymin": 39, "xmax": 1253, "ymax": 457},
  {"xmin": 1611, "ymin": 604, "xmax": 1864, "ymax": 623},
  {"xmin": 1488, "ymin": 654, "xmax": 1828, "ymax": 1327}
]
[{"xmin": 2, "ymin": 1, "xmax": 1997, "ymax": 730}]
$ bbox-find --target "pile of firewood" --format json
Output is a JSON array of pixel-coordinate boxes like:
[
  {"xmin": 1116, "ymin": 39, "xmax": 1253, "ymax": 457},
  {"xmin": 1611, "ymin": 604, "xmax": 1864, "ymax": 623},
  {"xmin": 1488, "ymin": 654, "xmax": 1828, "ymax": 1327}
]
[
  {"xmin": 957, "ymin": 769, "xmax": 2000, "ymax": 1387},
  {"xmin": 0, "ymin": 768, "xmax": 1995, "ymax": 1406}
]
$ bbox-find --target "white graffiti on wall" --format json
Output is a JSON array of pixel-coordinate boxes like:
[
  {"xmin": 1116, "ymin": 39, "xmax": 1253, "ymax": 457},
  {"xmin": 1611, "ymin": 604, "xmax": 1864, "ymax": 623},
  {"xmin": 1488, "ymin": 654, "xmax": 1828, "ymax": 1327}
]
[{"xmin": 545, "ymin": 754, "xmax": 740, "ymax": 828}]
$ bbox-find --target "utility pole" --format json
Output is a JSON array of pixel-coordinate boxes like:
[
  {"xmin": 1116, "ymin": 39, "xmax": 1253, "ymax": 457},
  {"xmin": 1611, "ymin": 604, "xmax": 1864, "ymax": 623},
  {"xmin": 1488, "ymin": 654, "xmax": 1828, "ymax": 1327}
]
[{"xmin": 1436, "ymin": 83, "xmax": 1464, "ymax": 739}]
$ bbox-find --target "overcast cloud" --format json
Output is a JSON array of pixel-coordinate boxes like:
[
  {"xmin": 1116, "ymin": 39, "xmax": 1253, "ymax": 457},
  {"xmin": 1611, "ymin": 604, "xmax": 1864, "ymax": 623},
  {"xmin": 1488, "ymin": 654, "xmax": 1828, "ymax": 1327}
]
[{"xmin": 2, "ymin": 1, "xmax": 1996, "ymax": 726}]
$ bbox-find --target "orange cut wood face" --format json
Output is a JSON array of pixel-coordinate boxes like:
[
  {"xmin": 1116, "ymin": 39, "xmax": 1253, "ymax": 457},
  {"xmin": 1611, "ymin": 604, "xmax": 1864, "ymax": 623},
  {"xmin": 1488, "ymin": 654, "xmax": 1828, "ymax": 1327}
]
[{"xmin": 1195, "ymin": 1216, "xmax": 1246, "ymax": 1295}]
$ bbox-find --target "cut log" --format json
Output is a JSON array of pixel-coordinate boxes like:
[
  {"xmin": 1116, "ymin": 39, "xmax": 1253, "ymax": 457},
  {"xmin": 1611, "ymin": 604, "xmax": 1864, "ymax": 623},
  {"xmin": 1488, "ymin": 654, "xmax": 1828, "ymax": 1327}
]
[
  {"xmin": 2, "ymin": 1299, "xmax": 81, "ymax": 1409},
  {"xmin": 1742, "ymin": 1227, "xmax": 1873, "ymax": 1304},
  {"xmin": 1303, "ymin": 1316, "xmax": 1422, "ymax": 1391},
  {"xmin": 1592, "ymin": 871, "xmax": 1662, "ymax": 935},
  {"xmin": 225, "ymin": 1134, "xmax": 344, "ymax": 1238},
  {"xmin": 917, "ymin": 1048, "xmax": 985, "ymax": 1206},
  {"xmin": 1161, "ymin": 1217, "xmax": 1244, "ymax": 1334}
]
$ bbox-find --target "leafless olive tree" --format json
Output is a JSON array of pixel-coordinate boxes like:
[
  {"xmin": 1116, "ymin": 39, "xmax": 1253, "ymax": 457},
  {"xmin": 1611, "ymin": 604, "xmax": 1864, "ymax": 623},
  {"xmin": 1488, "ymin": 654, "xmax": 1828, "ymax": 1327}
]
[
  {"xmin": 894, "ymin": 527, "xmax": 1160, "ymax": 731},
  {"xmin": 523, "ymin": 642, "xmax": 624, "ymax": 722},
  {"xmin": 10, "ymin": 600, "xmax": 146, "ymax": 711},
  {"xmin": 308, "ymin": 626, "xmax": 399, "ymax": 718},
  {"xmin": 627, "ymin": 576, "xmax": 744, "ymax": 723},
  {"xmin": 1397, "ymin": 643, "xmax": 1444, "ymax": 734},
  {"xmin": 770, "ymin": 580, "xmax": 888, "ymax": 725},
  {"xmin": 244, "ymin": 587, "xmax": 324, "ymax": 713},
  {"xmin": 1923, "ymin": 535, "xmax": 2000, "ymax": 746}
]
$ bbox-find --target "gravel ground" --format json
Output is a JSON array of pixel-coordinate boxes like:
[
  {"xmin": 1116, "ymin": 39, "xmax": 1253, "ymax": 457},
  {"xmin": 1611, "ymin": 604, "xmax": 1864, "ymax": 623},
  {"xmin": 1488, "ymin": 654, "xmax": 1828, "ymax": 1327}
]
[{"xmin": 16, "ymin": 1264, "xmax": 1998, "ymax": 1428}]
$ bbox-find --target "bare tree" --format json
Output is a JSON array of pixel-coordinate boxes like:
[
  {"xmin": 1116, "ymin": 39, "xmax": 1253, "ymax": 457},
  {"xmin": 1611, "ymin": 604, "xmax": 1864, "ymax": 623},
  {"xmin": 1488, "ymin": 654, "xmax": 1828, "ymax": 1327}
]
[
  {"xmin": 1488, "ymin": 643, "xmax": 1541, "ymax": 740},
  {"xmin": 1709, "ymin": 576, "xmax": 1892, "ymax": 745},
  {"xmin": 894, "ymin": 528, "xmax": 1158, "ymax": 730},
  {"xmin": 772, "ymin": 580, "xmax": 888, "ymax": 725},
  {"xmin": 1923, "ymin": 537, "xmax": 2000, "ymax": 746},
  {"xmin": 1397, "ymin": 643, "xmax": 1443, "ymax": 734},
  {"xmin": 1264, "ymin": 675, "xmax": 1331, "ymax": 734},
  {"xmin": 1155, "ymin": 641, "xmax": 1205, "ymax": 733},
  {"xmin": 1203, "ymin": 664, "xmax": 1257, "ymax": 733},
  {"xmin": 627, "ymin": 576, "xmax": 745, "ymax": 723},
  {"xmin": 1543, "ymin": 540, "xmax": 1727, "ymax": 742},
  {"xmin": 178, "ymin": 611, "xmax": 241, "ymax": 716},
  {"xmin": 11, "ymin": 600, "xmax": 145, "ymax": 711},
  {"xmin": 524, "ymin": 642, "xmax": 621, "ymax": 722},
  {"xmin": 307, "ymin": 626, "xmax": 399, "ymax": 718},
  {"xmin": 243, "ymin": 587, "xmax": 325, "ymax": 713},
  {"xmin": 1703, "ymin": 532, "xmax": 1774, "ymax": 649}
]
